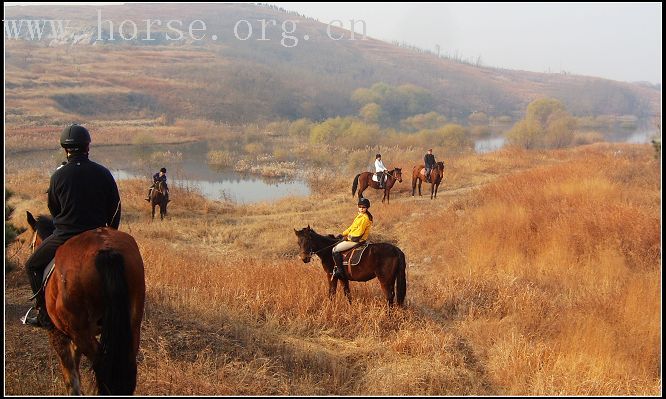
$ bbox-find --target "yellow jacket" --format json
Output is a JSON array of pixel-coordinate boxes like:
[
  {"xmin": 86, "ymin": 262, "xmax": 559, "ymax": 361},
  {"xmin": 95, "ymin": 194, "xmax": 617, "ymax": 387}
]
[{"xmin": 342, "ymin": 212, "xmax": 372, "ymax": 242}]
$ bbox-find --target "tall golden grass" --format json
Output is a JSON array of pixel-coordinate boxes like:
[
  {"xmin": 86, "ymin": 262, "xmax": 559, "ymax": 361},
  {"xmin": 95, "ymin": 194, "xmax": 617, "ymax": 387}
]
[{"xmin": 4, "ymin": 143, "xmax": 660, "ymax": 395}]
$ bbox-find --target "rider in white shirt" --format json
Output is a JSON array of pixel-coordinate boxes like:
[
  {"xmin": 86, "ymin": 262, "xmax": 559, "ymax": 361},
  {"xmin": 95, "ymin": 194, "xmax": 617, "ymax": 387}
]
[{"xmin": 374, "ymin": 153, "xmax": 388, "ymax": 189}]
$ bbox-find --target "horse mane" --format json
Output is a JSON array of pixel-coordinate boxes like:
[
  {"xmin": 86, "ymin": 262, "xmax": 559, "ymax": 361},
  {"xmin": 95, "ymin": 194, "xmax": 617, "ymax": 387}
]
[
  {"xmin": 34, "ymin": 214, "xmax": 55, "ymax": 238},
  {"xmin": 298, "ymin": 226, "xmax": 337, "ymax": 245}
]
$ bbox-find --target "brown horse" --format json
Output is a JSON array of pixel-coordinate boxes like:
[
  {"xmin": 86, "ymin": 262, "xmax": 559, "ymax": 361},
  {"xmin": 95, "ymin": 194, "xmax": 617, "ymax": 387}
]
[
  {"xmin": 294, "ymin": 226, "xmax": 406, "ymax": 306},
  {"xmin": 26, "ymin": 211, "xmax": 145, "ymax": 395},
  {"xmin": 150, "ymin": 180, "xmax": 168, "ymax": 220},
  {"xmin": 351, "ymin": 168, "xmax": 403, "ymax": 204},
  {"xmin": 412, "ymin": 161, "xmax": 445, "ymax": 199}
]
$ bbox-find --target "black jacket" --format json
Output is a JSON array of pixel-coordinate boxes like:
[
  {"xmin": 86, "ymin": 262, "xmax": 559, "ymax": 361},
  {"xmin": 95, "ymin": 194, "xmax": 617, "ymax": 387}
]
[
  {"xmin": 153, "ymin": 172, "xmax": 167, "ymax": 184},
  {"xmin": 424, "ymin": 153, "xmax": 436, "ymax": 167},
  {"xmin": 48, "ymin": 155, "xmax": 121, "ymax": 234}
]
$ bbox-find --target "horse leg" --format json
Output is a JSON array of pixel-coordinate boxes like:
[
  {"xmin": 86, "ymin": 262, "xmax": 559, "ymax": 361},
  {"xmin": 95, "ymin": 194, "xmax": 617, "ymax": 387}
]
[
  {"xmin": 328, "ymin": 276, "xmax": 338, "ymax": 299},
  {"xmin": 151, "ymin": 203, "xmax": 155, "ymax": 220},
  {"xmin": 411, "ymin": 176, "xmax": 416, "ymax": 196},
  {"xmin": 418, "ymin": 179, "xmax": 422, "ymax": 196},
  {"xmin": 160, "ymin": 204, "xmax": 164, "ymax": 221},
  {"xmin": 342, "ymin": 279, "xmax": 352, "ymax": 304},
  {"xmin": 379, "ymin": 278, "xmax": 396, "ymax": 306},
  {"xmin": 49, "ymin": 329, "xmax": 83, "ymax": 395}
]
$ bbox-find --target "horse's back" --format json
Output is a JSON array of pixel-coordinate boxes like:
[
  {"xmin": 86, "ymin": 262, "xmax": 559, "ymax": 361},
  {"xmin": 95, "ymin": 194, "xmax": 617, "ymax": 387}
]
[
  {"xmin": 47, "ymin": 228, "xmax": 145, "ymax": 335},
  {"xmin": 352, "ymin": 242, "xmax": 404, "ymax": 281},
  {"xmin": 57, "ymin": 228, "xmax": 143, "ymax": 271}
]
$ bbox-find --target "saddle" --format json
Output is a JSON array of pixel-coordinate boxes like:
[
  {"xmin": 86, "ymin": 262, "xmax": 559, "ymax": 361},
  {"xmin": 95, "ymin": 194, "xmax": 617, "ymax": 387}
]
[
  {"xmin": 341, "ymin": 242, "xmax": 370, "ymax": 267},
  {"xmin": 420, "ymin": 167, "xmax": 435, "ymax": 182},
  {"xmin": 28, "ymin": 258, "xmax": 56, "ymax": 301}
]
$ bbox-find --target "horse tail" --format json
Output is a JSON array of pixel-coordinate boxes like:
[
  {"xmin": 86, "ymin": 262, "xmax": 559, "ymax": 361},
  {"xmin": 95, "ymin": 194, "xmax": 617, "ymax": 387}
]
[
  {"xmin": 95, "ymin": 249, "xmax": 136, "ymax": 395},
  {"xmin": 396, "ymin": 249, "xmax": 407, "ymax": 306},
  {"xmin": 352, "ymin": 174, "xmax": 361, "ymax": 196}
]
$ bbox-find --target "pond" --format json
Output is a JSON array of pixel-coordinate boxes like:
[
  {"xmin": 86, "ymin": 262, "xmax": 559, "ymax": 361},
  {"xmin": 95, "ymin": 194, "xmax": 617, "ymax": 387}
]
[
  {"xmin": 5, "ymin": 141, "xmax": 311, "ymax": 204},
  {"xmin": 473, "ymin": 121, "xmax": 658, "ymax": 154}
]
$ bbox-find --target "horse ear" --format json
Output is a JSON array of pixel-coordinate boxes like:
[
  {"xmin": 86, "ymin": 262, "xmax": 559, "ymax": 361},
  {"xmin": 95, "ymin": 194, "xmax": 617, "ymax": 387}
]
[
  {"xmin": 307, "ymin": 224, "xmax": 310, "ymax": 230},
  {"xmin": 26, "ymin": 211, "xmax": 37, "ymax": 230}
]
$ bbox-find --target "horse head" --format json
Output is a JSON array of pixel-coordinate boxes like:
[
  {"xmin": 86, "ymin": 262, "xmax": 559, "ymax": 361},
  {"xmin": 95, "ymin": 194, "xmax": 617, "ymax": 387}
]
[
  {"xmin": 156, "ymin": 180, "xmax": 167, "ymax": 194},
  {"xmin": 391, "ymin": 168, "xmax": 403, "ymax": 183},
  {"xmin": 26, "ymin": 211, "xmax": 54, "ymax": 251},
  {"xmin": 294, "ymin": 225, "xmax": 314, "ymax": 263}
]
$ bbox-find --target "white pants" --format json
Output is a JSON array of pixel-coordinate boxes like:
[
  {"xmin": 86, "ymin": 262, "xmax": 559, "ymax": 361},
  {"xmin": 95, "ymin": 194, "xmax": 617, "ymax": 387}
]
[{"xmin": 333, "ymin": 240, "xmax": 359, "ymax": 253}]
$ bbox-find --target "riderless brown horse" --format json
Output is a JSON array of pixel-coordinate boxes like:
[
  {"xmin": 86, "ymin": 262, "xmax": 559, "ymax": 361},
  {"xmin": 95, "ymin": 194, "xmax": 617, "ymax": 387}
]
[
  {"xmin": 150, "ymin": 180, "xmax": 168, "ymax": 220},
  {"xmin": 26, "ymin": 211, "xmax": 145, "ymax": 395},
  {"xmin": 412, "ymin": 161, "xmax": 444, "ymax": 199},
  {"xmin": 351, "ymin": 168, "xmax": 403, "ymax": 204},
  {"xmin": 294, "ymin": 225, "xmax": 407, "ymax": 306}
]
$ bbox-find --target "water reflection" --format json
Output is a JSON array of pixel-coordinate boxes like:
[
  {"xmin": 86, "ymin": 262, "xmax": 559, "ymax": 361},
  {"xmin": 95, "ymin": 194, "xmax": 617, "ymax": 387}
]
[
  {"xmin": 112, "ymin": 168, "xmax": 309, "ymax": 203},
  {"xmin": 473, "ymin": 121, "xmax": 657, "ymax": 154},
  {"xmin": 6, "ymin": 142, "xmax": 310, "ymax": 204},
  {"xmin": 475, "ymin": 136, "xmax": 506, "ymax": 153}
]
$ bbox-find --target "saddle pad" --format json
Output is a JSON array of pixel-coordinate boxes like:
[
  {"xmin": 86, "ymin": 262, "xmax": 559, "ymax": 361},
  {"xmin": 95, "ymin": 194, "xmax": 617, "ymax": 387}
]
[
  {"xmin": 342, "ymin": 243, "xmax": 370, "ymax": 267},
  {"xmin": 372, "ymin": 174, "xmax": 380, "ymax": 182}
]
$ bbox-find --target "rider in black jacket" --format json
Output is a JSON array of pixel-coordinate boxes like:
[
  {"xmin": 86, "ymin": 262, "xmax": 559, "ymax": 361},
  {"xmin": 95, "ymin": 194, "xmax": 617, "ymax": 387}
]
[
  {"xmin": 23, "ymin": 124, "xmax": 121, "ymax": 328},
  {"xmin": 424, "ymin": 149, "xmax": 436, "ymax": 183}
]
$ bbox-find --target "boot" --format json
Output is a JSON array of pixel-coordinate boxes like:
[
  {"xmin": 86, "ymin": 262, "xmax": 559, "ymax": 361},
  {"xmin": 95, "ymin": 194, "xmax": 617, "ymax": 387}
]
[
  {"xmin": 27, "ymin": 270, "xmax": 41, "ymax": 296},
  {"xmin": 332, "ymin": 252, "xmax": 347, "ymax": 279},
  {"xmin": 23, "ymin": 271, "xmax": 54, "ymax": 329},
  {"xmin": 24, "ymin": 296, "xmax": 54, "ymax": 329},
  {"xmin": 145, "ymin": 188, "xmax": 152, "ymax": 202}
]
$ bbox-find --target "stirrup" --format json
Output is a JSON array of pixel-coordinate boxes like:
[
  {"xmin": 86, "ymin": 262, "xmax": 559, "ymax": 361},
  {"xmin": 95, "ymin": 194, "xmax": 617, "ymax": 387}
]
[{"xmin": 20, "ymin": 307, "xmax": 35, "ymax": 325}]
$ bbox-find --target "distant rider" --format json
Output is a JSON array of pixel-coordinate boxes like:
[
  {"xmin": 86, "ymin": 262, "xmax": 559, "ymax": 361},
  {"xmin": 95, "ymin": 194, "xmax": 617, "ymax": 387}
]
[
  {"xmin": 424, "ymin": 149, "xmax": 436, "ymax": 183},
  {"xmin": 374, "ymin": 154, "xmax": 388, "ymax": 189},
  {"xmin": 146, "ymin": 167, "xmax": 169, "ymax": 202}
]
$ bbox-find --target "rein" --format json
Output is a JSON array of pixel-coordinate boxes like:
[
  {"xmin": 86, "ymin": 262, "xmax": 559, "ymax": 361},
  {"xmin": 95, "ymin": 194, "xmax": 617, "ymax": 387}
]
[
  {"xmin": 309, "ymin": 239, "xmax": 342, "ymax": 255},
  {"xmin": 385, "ymin": 169, "xmax": 401, "ymax": 182}
]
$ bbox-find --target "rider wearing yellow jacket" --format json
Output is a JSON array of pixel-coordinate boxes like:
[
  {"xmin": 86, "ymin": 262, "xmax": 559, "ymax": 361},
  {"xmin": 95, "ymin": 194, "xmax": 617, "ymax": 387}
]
[
  {"xmin": 342, "ymin": 212, "xmax": 372, "ymax": 242},
  {"xmin": 332, "ymin": 197, "xmax": 373, "ymax": 279}
]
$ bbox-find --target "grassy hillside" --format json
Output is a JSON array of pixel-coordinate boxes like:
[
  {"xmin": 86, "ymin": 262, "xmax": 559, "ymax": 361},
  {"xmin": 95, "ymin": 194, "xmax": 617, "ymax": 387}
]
[
  {"xmin": 4, "ymin": 3, "xmax": 660, "ymax": 128},
  {"xmin": 4, "ymin": 143, "xmax": 661, "ymax": 395}
]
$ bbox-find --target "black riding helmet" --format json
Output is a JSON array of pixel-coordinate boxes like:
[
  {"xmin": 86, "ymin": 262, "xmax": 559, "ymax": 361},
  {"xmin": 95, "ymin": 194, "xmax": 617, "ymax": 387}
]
[
  {"xmin": 60, "ymin": 124, "xmax": 91, "ymax": 150},
  {"xmin": 358, "ymin": 197, "xmax": 370, "ymax": 208},
  {"xmin": 375, "ymin": 154, "xmax": 381, "ymax": 159},
  {"xmin": 160, "ymin": 167, "xmax": 167, "ymax": 173}
]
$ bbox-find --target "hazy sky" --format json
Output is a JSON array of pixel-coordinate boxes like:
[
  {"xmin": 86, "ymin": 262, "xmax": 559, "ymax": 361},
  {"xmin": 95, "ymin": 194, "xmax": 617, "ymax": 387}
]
[
  {"xmin": 6, "ymin": 2, "xmax": 662, "ymax": 83},
  {"xmin": 271, "ymin": 2, "xmax": 662, "ymax": 84}
]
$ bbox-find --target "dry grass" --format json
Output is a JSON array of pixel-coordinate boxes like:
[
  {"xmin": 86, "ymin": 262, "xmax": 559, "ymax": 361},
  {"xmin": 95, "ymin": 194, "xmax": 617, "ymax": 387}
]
[{"xmin": 4, "ymin": 142, "xmax": 661, "ymax": 395}]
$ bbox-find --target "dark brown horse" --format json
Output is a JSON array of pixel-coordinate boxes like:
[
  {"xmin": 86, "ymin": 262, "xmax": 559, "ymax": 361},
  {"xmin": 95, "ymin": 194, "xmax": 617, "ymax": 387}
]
[
  {"xmin": 412, "ymin": 161, "xmax": 445, "ymax": 199},
  {"xmin": 26, "ymin": 211, "xmax": 145, "ymax": 395},
  {"xmin": 150, "ymin": 180, "xmax": 168, "ymax": 220},
  {"xmin": 294, "ymin": 225, "xmax": 406, "ymax": 306},
  {"xmin": 351, "ymin": 168, "xmax": 403, "ymax": 204}
]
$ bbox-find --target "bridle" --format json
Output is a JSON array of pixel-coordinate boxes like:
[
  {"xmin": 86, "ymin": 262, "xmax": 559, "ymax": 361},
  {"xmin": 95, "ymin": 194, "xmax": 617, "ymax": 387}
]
[
  {"xmin": 385, "ymin": 169, "xmax": 402, "ymax": 182},
  {"xmin": 29, "ymin": 230, "xmax": 39, "ymax": 253},
  {"xmin": 302, "ymin": 233, "xmax": 341, "ymax": 258}
]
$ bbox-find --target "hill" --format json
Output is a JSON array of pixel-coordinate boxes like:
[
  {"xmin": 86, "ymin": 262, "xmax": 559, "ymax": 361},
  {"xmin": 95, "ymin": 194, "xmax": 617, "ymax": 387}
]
[{"xmin": 4, "ymin": 3, "xmax": 660, "ymax": 126}]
